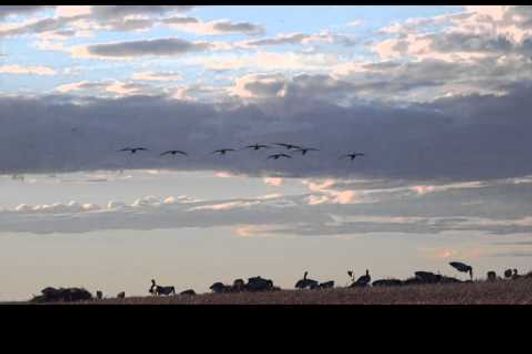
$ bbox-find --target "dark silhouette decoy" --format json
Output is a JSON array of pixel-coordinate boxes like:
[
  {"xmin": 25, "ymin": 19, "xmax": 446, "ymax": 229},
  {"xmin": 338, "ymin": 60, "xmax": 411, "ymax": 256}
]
[
  {"xmin": 232, "ymin": 279, "xmax": 246, "ymax": 292},
  {"xmin": 350, "ymin": 269, "xmax": 371, "ymax": 287},
  {"xmin": 149, "ymin": 279, "xmax": 176, "ymax": 296},
  {"xmin": 209, "ymin": 282, "xmax": 232, "ymax": 294},
  {"xmin": 160, "ymin": 150, "xmax": 188, "ymax": 156},
  {"xmin": 347, "ymin": 270, "xmax": 355, "ymax": 283},
  {"xmin": 268, "ymin": 153, "xmax": 292, "ymax": 160},
  {"xmin": 295, "ymin": 147, "xmax": 319, "ymax": 155},
  {"xmin": 318, "ymin": 280, "xmax": 335, "ymax": 289},
  {"xmin": 245, "ymin": 144, "xmax": 270, "ymax": 151},
  {"xmin": 512, "ymin": 269, "xmax": 522, "ymax": 280},
  {"xmin": 117, "ymin": 291, "xmax": 125, "ymax": 298},
  {"xmin": 504, "ymin": 268, "xmax": 513, "ymax": 279},
  {"xmin": 414, "ymin": 271, "xmax": 442, "ymax": 284},
  {"xmin": 449, "ymin": 261, "xmax": 473, "ymax": 280},
  {"xmin": 274, "ymin": 143, "xmax": 302, "ymax": 150},
  {"xmin": 295, "ymin": 271, "xmax": 319, "ymax": 290},
  {"xmin": 372, "ymin": 279, "xmax": 403, "ymax": 287},
  {"xmin": 487, "ymin": 271, "xmax": 497, "ymax": 282},
  {"xmin": 212, "ymin": 148, "xmax": 236, "ymax": 155},
  {"xmin": 119, "ymin": 147, "xmax": 148, "ymax": 154},
  {"xmin": 340, "ymin": 152, "xmax": 365, "ymax": 161},
  {"xmin": 245, "ymin": 276, "xmax": 275, "ymax": 292},
  {"xmin": 180, "ymin": 289, "xmax": 196, "ymax": 296}
]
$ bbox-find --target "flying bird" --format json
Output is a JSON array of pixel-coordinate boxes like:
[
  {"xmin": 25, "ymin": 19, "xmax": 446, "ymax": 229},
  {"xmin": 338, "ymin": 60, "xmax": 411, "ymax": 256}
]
[
  {"xmin": 268, "ymin": 153, "xmax": 292, "ymax": 160},
  {"xmin": 274, "ymin": 143, "xmax": 302, "ymax": 150},
  {"xmin": 119, "ymin": 147, "xmax": 148, "ymax": 154},
  {"xmin": 160, "ymin": 150, "xmax": 188, "ymax": 156},
  {"xmin": 449, "ymin": 261, "xmax": 473, "ymax": 280},
  {"xmin": 212, "ymin": 148, "xmax": 236, "ymax": 155},
  {"xmin": 340, "ymin": 152, "xmax": 365, "ymax": 161},
  {"xmin": 295, "ymin": 147, "xmax": 319, "ymax": 155},
  {"xmin": 245, "ymin": 144, "xmax": 270, "ymax": 151}
]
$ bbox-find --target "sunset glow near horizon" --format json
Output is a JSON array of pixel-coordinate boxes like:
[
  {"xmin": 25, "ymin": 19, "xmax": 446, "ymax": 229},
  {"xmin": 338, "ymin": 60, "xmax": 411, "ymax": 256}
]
[{"xmin": 1, "ymin": 6, "xmax": 532, "ymax": 301}]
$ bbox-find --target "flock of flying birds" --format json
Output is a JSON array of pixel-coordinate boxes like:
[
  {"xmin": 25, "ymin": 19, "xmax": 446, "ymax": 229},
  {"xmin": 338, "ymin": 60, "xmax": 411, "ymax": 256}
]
[{"xmin": 118, "ymin": 143, "xmax": 366, "ymax": 161}]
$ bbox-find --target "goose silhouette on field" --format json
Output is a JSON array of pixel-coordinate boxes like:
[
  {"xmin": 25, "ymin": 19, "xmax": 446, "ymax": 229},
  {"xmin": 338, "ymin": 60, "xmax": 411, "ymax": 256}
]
[
  {"xmin": 449, "ymin": 261, "xmax": 473, "ymax": 280},
  {"xmin": 212, "ymin": 148, "xmax": 236, "ymax": 155},
  {"xmin": 149, "ymin": 279, "xmax": 176, "ymax": 296},
  {"xmin": 295, "ymin": 271, "xmax": 319, "ymax": 290},
  {"xmin": 351, "ymin": 269, "xmax": 371, "ymax": 287},
  {"xmin": 340, "ymin": 152, "xmax": 365, "ymax": 161},
  {"xmin": 268, "ymin": 153, "xmax": 292, "ymax": 160},
  {"xmin": 119, "ymin": 147, "xmax": 148, "ymax": 154},
  {"xmin": 347, "ymin": 270, "xmax": 355, "ymax": 284},
  {"xmin": 245, "ymin": 144, "xmax": 270, "ymax": 151},
  {"xmin": 160, "ymin": 150, "xmax": 188, "ymax": 156},
  {"xmin": 504, "ymin": 268, "xmax": 513, "ymax": 279},
  {"xmin": 295, "ymin": 147, "xmax": 319, "ymax": 155}
]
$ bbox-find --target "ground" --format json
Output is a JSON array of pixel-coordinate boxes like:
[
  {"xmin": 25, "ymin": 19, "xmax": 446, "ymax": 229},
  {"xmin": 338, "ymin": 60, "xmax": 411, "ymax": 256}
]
[{"xmin": 21, "ymin": 278, "xmax": 532, "ymax": 305}]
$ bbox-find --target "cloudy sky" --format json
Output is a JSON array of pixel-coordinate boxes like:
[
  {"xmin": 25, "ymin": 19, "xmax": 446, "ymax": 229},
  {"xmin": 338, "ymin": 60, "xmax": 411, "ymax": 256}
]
[{"xmin": 1, "ymin": 6, "xmax": 532, "ymax": 301}]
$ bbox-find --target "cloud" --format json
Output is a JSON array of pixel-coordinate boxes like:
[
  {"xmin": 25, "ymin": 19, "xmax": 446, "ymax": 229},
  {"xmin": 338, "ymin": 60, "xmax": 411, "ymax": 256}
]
[
  {"xmin": 88, "ymin": 6, "xmax": 193, "ymax": 20},
  {"xmin": 162, "ymin": 17, "xmax": 264, "ymax": 36},
  {"xmin": 1, "ymin": 176, "xmax": 532, "ymax": 235},
  {"xmin": 0, "ymin": 6, "xmax": 49, "ymax": 21},
  {"xmin": 74, "ymin": 38, "xmax": 212, "ymax": 58},
  {"xmin": 131, "ymin": 71, "xmax": 183, "ymax": 81},
  {"xmin": 0, "ymin": 65, "xmax": 56, "ymax": 75},
  {"xmin": 55, "ymin": 80, "xmax": 155, "ymax": 97},
  {"xmin": 211, "ymin": 20, "xmax": 264, "ymax": 35},
  {"xmin": 241, "ymin": 31, "xmax": 356, "ymax": 47},
  {"xmin": 2, "ymin": 80, "xmax": 532, "ymax": 181},
  {"xmin": 263, "ymin": 177, "xmax": 283, "ymax": 186}
]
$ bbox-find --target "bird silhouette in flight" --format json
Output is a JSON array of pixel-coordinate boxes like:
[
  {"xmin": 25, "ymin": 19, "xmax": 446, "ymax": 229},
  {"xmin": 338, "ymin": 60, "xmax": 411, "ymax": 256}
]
[
  {"xmin": 340, "ymin": 152, "xmax": 365, "ymax": 161},
  {"xmin": 160, "ymin": 150, "xmax": 188, "ymax": 157},
  {"xmin": 268, "ymin": 153, "xmax": 292, "ymax": 160},
  {"xmin": 245, "ymin": 144, "xmax": 270, "ymax": 151},
  {"xmin": 119, "ymin": 147, "xmax": 148, "ymax": 154},
  {"xmin": 295, "ymin": 147, "xmax": 319, "ymax": 155},
  {"xmin": 274, "ymin": 143, "xmax": 302, "ymax": 150},
  {"xmin": 212, "ymin": 148, "xmax": 236, "ymax": 155}
]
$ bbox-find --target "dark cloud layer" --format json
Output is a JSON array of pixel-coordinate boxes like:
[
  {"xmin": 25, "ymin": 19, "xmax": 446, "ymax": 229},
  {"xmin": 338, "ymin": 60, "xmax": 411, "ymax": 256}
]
[
  {"xmin": 1, "ymin": 80, "xmax": 532, "ymax": 181},
  {"xmin": 0, "ymin": 6, "xmax": 48, "ymax": 21},
  {"xmin": 86, "ymin": 38, "xmax": 212, "ymax": 57}
]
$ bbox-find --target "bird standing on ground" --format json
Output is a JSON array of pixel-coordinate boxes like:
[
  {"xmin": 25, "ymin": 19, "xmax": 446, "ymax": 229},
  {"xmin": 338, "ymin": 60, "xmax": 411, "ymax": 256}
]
[
  {"xmin": 160, "ymin": 150, "xmax": 188, "ymax": 156},
  {"xmin": 449, "ymin": 261, "xmax": 473, "ymax": 280},
  {"xmin": 119, "ymin": 147, "xmax": 148, "ymax": 154},
  {"xmin": 352, "ymin": 269, "xmax": 371, "ymax": 287}
]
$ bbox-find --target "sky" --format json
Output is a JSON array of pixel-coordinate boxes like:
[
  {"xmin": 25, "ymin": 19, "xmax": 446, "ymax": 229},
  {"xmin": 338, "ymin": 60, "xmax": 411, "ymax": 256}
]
[{"xmin": 1, "ymin": 5, "xmax": 532, "ymax": 301}]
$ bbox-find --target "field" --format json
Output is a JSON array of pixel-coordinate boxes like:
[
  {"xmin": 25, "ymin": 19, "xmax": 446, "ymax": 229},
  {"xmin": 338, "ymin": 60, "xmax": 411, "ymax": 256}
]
[{"xmin": 42, "ymin": 278, "xmax": 532, "ymax": 305}]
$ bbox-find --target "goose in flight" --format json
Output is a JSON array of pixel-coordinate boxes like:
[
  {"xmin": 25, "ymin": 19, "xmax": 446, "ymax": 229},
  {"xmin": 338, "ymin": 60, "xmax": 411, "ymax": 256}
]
[
  {"xmin": 341, "ymin": 152, "xmax": 365, "ymax": 161},
  {"xmin": 274, "ymin": 143, "xmax": 302, "ymax": 150},
  {"xmin": 295, "ymin": 147, "xmax": 319, "ymax": 155},
  {"xmin": 245, "ymin": 144, "xmax": 270, "ymax": 151},
  {"xmin": 212, "ymin": 148, "xmax": 236, "ymax": 155},
  {"xmin": 160, "ymin": 150, "xmax": 188, "ymax": 156},
  {"xmin": 268, "ymin": 153, "xmax": 292, "ymax": 160},
  {"xmin": 119, "ymin": 147, "xmax": 148, "ymax": 154}
]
